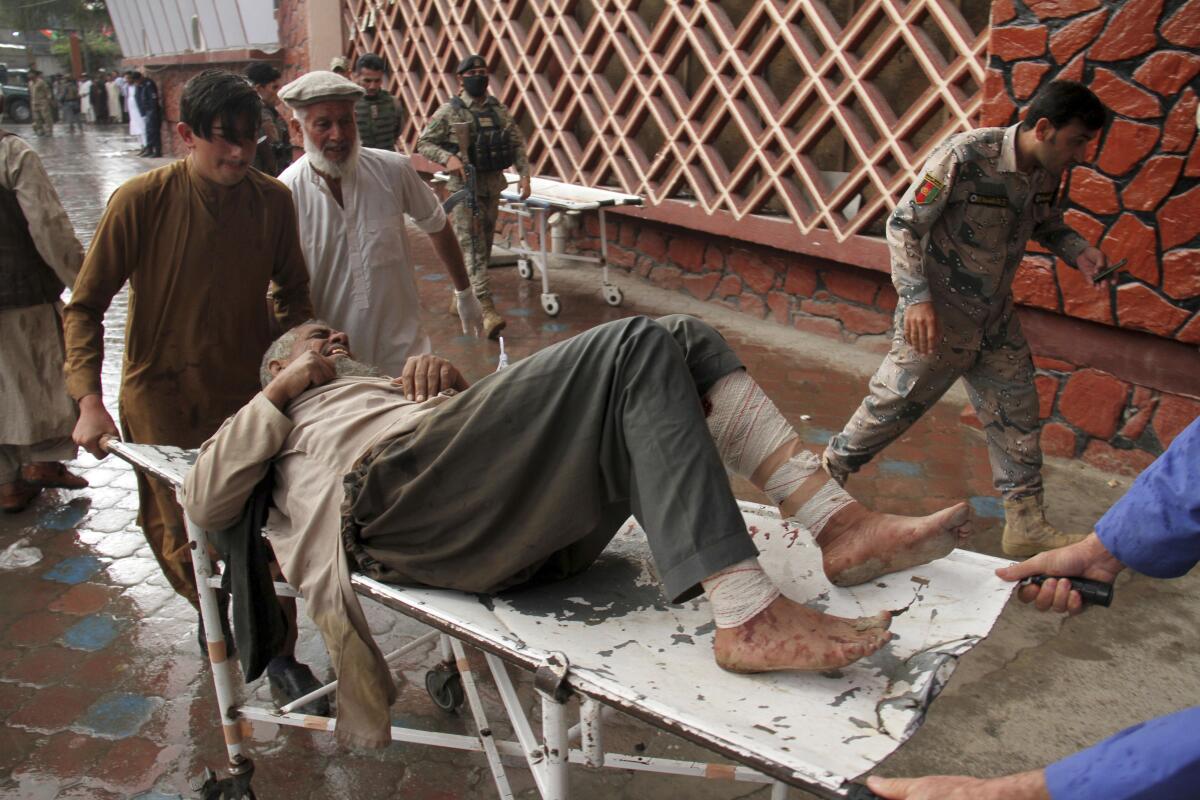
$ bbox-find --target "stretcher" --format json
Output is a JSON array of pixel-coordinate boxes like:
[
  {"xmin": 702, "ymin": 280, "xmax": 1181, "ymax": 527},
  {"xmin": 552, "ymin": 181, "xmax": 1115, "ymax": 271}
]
[
  {"xmin": 102, "ymin": 439, "xmax": 1014, "ymax": 800},
  {"xmin": 435, "ymin": 172, "xmax": 643, "ymax": 317}
]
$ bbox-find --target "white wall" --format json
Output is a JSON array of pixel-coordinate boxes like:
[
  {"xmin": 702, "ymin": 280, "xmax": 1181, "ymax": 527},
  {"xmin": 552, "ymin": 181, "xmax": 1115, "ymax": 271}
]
[{"xmin": 108, "ymin": 0, "xmax": 279, "ymax": 58}]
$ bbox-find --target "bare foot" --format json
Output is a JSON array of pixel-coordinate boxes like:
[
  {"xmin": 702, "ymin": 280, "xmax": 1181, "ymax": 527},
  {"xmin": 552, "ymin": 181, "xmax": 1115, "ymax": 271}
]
[
  {"xmin": 713, "ymin": 595, "xmax": 892, "ymax": 673},
  {"xmin": 817, "ymin": 501, "xmax": 972, "ymax": 587}
]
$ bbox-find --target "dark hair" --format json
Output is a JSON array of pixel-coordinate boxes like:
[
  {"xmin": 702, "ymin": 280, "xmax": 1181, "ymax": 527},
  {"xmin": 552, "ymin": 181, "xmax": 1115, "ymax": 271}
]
[
  {"xmin": 245, "ymin": 62, "xmax": 282, "ymax": 87},
  {"xmin": 1021, "ymin": 81, "xmax": 1107, "ymax": 132},
  {"xmin": 125, "ymin": 70, "xmax": 139, "ymax": 79},
  {"xmin": 180, "ymin": 68, "xmax": 263, "ymax": 145},
  {"xmin": 355, "ymin": 53, "xmax": 387, "ymax": 74}
]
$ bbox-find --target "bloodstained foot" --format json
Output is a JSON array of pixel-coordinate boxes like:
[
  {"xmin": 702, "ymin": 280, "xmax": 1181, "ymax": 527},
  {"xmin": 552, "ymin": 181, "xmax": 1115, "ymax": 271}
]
[
  {"xmin": 713, "ymin": 595, "xmax": 892, "ymax": 673},
  {"xmin": 818, "ymin": 501, "xmax": 972, "ymax": 587}
]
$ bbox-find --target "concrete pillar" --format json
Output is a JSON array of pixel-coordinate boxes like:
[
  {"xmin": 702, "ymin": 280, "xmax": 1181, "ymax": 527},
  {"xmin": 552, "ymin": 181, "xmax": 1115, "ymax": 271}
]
[{"xmin": 306, "ymin": 0, "xmax": 344, "ymax": 73}]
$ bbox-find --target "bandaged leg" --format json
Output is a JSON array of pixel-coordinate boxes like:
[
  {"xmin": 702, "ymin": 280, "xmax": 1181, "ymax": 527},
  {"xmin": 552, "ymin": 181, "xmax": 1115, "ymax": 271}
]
[
  {"xmin": 704, "ymin": 370, "xmax": 972, "ymax": 586},
  {"xmin": 701, "ymin": 558, "xmax": 780, "ymax": 628},
  {"xmin": 702, "ymin": 558, "xmax": 892, "ymax": 672},
  {"xmin": 704, "ymin": 370, "xmax": 853, "ymax": 538}
]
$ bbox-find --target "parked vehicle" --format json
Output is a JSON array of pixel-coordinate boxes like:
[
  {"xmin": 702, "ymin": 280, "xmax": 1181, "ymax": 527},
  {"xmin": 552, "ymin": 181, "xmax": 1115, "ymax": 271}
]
[{"xmin": 0, "ymin": 65, "xmax": 32, "ymax": 124}]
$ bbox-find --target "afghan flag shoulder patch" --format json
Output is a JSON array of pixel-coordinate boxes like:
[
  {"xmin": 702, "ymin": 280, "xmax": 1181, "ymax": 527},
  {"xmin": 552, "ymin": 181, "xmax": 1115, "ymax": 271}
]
[{"xmin": 913, "ymin": 173, "xmax": 944, "ymax": 205}]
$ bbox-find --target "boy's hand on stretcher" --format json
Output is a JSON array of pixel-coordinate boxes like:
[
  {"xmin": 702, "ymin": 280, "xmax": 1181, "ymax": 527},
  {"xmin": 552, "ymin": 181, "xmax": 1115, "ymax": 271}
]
[
  {"xmin": 73, "ymin": 394, "xmax": 120, "ymax": 458},
  {"xmin": 264, "ymin": 351, "xmax": 338, "ymax": 409},
  {"xmin": 392, "ymin": 354, "xmax": 469, "ymax": 402}
]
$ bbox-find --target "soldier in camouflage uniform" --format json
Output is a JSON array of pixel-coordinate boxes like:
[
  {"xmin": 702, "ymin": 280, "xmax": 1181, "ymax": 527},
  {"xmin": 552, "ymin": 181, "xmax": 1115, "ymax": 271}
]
[
  {"xmin": 824, "ymin": 82, "xmax": 1112, "ymax": 558},
  {"xmin": 417, "ymin": 53, "xmax": 532, "ymax": 340},
  {"xmin": 30, "ymin": 70, "xmax": 54, "ymax": 136},
  {"xmin": 353, "ymin": 54, "xmax": 402, "ymax": 152}
]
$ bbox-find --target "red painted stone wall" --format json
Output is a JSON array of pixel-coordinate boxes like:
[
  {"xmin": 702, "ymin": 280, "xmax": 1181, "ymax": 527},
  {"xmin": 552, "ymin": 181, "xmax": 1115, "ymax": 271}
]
[
  {"xmin": 989, "ymin": 0, "xmax": 1200, "ymax": 345},
  {"xmin": 978, "ymin": 0, "xmax": 1200, "ymax": 473}
]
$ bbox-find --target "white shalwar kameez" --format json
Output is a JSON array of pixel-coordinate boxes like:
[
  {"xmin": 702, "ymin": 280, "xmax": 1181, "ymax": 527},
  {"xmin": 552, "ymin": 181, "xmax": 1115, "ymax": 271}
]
[
  {"xmin": 128, "ymin": 89, "xmax": 144, "ymax": 143},
  {"xmin": 279, "ymin": 148, "xmax": 447, "ymax": 377}
]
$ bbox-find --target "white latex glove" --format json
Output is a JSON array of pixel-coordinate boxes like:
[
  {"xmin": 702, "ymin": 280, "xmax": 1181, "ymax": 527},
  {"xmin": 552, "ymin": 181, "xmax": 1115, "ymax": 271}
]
[{"xmin": 455, "ymin": 287, "xmax": 484, "ymax": 338}]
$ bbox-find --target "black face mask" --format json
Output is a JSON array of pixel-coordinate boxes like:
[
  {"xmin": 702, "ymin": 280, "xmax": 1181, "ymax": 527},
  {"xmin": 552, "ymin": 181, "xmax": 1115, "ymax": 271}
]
[{"xmin": 463, "ymin": 75, "xmax": 488, "ymax": 98}]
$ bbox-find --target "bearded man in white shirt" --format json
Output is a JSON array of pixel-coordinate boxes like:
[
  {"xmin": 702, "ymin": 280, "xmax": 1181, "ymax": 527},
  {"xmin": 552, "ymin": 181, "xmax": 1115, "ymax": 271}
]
[{"xmin": 278, "ymin": 72, "xmax": 483, "ymax": 377}]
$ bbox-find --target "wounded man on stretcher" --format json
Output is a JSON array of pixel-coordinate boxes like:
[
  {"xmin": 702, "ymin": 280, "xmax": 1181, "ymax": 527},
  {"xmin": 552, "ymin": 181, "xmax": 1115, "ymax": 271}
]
[{"xmin": 180, "ymin": 315, "xmax": 973, "ymax": 749}]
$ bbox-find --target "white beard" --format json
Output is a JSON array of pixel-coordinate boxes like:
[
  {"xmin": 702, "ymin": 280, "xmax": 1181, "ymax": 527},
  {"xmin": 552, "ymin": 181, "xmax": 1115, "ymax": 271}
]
[
  {"xmin": 304, "ymin": 135, "xmax": 361, "ymax": 179},
  {"xmin": 334, "ymin": 357, "xmax": 379, "ymax": 379}
]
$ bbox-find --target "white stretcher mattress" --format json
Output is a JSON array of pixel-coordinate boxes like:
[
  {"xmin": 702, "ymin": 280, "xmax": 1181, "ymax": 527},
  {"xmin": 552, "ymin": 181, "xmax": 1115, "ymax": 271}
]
[
  {"xmin": 356, "ymin": 501, "xmax": 1014, "ymax": 792},
  {"xmin": 104, "ymin": 442, "xmax": 1013, "ymax": 793}
]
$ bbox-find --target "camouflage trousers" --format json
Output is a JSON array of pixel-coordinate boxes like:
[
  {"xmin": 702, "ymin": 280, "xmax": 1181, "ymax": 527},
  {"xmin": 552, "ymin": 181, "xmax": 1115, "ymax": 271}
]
[
  {"xmin": 32, "ymin": 102, "xmax": 54, "ymax": 136},
  {"xmin": 449, "ymin": 171, "xmax": 506, "ymax": 302},
  {"xmin": 825, "ymin": 326, "xmax": 1042, "ymax": 500}
]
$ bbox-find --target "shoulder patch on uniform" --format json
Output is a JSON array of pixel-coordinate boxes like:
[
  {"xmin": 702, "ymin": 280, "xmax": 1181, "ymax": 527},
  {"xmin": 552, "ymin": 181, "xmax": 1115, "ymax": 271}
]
[{"xmin": 914, "ymin": 174, "xmax": 944, "ymax": 205}]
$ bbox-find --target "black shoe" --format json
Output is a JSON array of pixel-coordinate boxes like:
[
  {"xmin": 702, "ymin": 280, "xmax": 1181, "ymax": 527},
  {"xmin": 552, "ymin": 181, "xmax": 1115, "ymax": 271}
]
[
  {"xmin": 196, "ymin": 589, "xmax": 236, "ymax": 659},
  {"xmin": 267, "ymin": 656, "xmax": 331, "ymax": 716}
]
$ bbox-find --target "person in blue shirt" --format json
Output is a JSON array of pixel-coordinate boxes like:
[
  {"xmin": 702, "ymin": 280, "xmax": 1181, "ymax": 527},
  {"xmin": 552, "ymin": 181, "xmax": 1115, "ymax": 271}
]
[{"xmin": 868, "ymin": 416, "xmax": 1200, "ymax": 800}]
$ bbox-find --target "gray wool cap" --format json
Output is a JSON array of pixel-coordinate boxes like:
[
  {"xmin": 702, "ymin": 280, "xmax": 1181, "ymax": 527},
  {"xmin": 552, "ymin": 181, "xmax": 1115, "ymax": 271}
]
[{"xmin": 278, "ymin": 70, "xmax": 364, "ymax": 108}]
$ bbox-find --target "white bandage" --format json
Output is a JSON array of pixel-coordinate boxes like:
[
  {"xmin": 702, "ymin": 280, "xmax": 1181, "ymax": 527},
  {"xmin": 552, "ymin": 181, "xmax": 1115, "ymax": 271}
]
[
  {"xmin": 704, "ymin": 371, "xmax": 795, "ymax": 479},
  {"xmin": 763, "ymin": 450, "xmax": 822, "ymax": 506},
  {"xmin": 792, "ymin": 478, "xmax": 854, "ymax": 536},
  {"xmin": 700, "ymin": 558, "xmax": 780, "ymax": 629}
]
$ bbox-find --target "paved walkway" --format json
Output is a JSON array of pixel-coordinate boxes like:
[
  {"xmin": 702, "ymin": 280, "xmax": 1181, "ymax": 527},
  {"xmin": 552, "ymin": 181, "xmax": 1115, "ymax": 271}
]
[{"xmin": 1, "ymin": 124, "xmax": 1195, "ymax": 800}]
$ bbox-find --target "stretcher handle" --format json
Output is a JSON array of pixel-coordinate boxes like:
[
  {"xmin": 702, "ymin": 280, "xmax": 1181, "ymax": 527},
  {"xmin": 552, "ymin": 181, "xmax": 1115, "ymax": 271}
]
[
  {"xmin": 1019, "ymin": 575, "xmax": 1114, "ymax": 607},
  {"xmin": 99, "ymin": 433, "xmax": 121, "ymax": 454}
]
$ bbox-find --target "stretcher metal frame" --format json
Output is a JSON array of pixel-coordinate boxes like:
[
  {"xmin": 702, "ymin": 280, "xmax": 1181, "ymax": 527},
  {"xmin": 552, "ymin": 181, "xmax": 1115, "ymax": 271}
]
[
  {"xmin": 435, "ymin": 172, "xmax": 643, "ymax": 318},
  {"xmin": 102, "ymin": 439, "xmax": 824, "ymax": 799}
]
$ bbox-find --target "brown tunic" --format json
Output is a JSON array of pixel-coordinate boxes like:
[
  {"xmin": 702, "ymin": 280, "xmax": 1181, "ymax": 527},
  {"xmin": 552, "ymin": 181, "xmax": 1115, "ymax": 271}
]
[{"xmin": 63, "ymin": 157, "xmax": 313, "ymax": 448}]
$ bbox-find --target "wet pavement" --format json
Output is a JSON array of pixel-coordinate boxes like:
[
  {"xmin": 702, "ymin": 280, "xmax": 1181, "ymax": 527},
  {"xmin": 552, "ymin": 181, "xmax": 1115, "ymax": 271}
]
[{"xmin": 2, "ymin": 124, "xmax": 1197, "ymax": 800}]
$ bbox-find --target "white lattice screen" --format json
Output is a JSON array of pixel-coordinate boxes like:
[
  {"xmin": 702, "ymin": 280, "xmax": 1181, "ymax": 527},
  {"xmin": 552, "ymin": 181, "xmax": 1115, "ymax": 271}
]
[{"xmin": 344, "ymin": 0, "xmax": 989, "ymax": 260}]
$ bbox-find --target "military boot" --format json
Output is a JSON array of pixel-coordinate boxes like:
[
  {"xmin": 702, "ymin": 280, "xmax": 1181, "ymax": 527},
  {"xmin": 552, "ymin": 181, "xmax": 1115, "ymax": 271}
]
[
  {"xmin": 1001, "ymin": 492, "xmax": 1088, "ymax": 557},
  {"xmin": 481, "ymin": 297, "xmax": 507, "ymax": 340}
]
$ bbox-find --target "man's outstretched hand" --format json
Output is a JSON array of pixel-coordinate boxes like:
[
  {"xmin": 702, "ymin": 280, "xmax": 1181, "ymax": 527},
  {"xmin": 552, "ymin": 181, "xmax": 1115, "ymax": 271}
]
[
  {"xmin": 263, "ymin": 351, "xmax": 338, "ymax": 409},
  {"xmin": 867, "ymin": 770, "xmax": 1050, "ymax": 800},
  {"xmin": 996, "ymin": 532, "xmax": 1125, "ymax": 615},
  {"xmin": 394, "ymin": 354, "xmax": 469, "ymax": 402}
]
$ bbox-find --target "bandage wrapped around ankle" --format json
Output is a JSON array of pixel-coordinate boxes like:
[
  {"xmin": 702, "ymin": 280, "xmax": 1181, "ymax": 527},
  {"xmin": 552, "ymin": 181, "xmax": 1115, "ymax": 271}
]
[
  {"xmin": 701, "ymin": 558, "xmax": 780, "ymax": 629},
  {"xmin": 704, "ymin": 371, "xmax": 796, "ymax": 479},
  {"xmin": 790, "ymin": 478, "xmax": 854, "ymax": 536}
]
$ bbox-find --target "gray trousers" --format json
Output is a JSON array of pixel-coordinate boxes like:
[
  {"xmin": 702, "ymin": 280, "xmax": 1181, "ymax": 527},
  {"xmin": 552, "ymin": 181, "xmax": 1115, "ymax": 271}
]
[{"xmin": 342, "ymin": 315, "xmax": 756, "ymax": 603}]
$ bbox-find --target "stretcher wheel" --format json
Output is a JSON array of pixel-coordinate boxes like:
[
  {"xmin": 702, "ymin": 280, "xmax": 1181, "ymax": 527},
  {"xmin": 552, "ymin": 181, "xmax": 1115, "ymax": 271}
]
[
  {"xmin": 541, "ymin": 294, "xmax": 561, "ymax": 317},
  {"xmin": 517, "ymin": 258, "xmax": 533, "ymax": 279},
  {"xmin": 425, "ymin": 666, "xmax": 464, "ymax": 712},
  {"xmin": 603, "ymin": 285, "xmax": 623, "ymax": 306}
]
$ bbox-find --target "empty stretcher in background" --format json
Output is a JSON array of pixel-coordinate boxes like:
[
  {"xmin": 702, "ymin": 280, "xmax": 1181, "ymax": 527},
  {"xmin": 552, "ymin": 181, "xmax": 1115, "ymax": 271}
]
[
  {"xmin": 435, "ymin": 171, "xmax": 643, "ymax": 317},
  {"xmin": 103, "ymin": 439, "xmax": 1014, "ymax": 800}
]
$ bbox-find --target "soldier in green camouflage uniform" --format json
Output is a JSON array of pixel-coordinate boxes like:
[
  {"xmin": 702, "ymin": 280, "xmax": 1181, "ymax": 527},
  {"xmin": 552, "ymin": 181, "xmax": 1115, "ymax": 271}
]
[
  {"xmin": 353, "ymin": 54, "xmax": 402, "ymax": 152},
  {"xmin": 824, "ymin": 82, "xmax": 1112, "ymax": 557},
  {"xmin": 30, "ymin": 70, "xmax": 54, "ymax": 136},
  {"xmin": 417, "ymin": 54, "xmax": 531, "ymax": 339}
]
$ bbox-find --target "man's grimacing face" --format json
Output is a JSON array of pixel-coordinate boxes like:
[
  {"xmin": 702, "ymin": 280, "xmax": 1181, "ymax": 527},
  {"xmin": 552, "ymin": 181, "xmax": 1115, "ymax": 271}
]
[{"xmin": 288, "ymin": 324, "xmax": 352, "ymax": 363}]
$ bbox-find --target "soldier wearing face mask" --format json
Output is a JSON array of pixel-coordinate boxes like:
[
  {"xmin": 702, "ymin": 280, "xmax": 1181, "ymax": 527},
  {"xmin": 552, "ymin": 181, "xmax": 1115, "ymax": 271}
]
[{"xmin": 417, "ymin": 54, "xmax": 532, "ymax": 340}]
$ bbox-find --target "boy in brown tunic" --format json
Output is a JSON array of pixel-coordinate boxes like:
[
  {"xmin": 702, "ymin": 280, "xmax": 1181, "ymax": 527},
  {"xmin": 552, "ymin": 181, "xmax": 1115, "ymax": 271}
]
[{"xmin": 64, "ymin": 69, "xmax": 322, "ymax": 705}]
